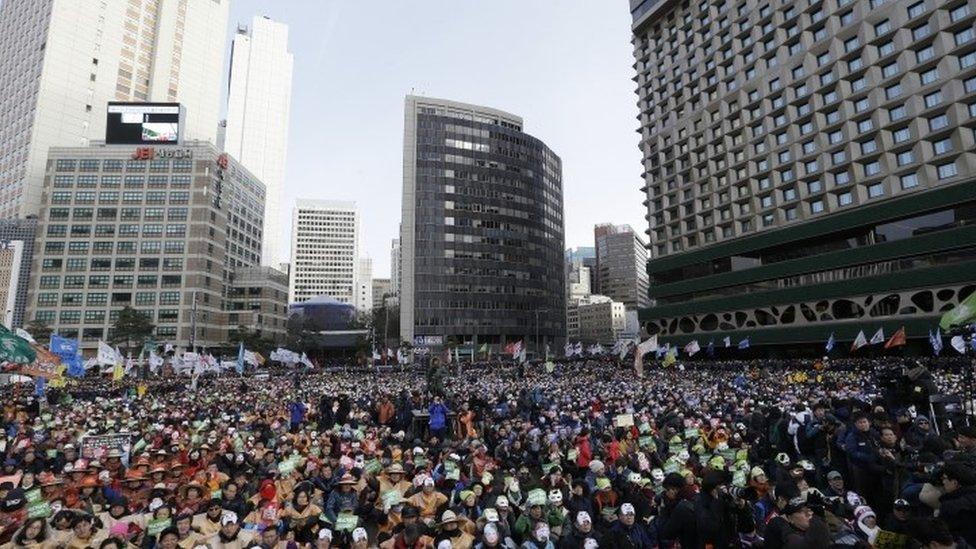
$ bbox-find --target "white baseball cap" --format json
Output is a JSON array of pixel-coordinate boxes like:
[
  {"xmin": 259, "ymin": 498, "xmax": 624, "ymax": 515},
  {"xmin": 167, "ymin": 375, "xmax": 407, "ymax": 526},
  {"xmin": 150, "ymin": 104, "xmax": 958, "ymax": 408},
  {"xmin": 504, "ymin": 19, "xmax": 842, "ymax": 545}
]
[
  {"xmin": 620, "ymin": 503, "xmax": 636, "ymax": 515},
  {"xmin": 576, "ymin": 511, "xmax": 591, "ymax": 525},
  {"xmin": 352, "ymin": 527, "xmax": 367, "ymax": 543}
]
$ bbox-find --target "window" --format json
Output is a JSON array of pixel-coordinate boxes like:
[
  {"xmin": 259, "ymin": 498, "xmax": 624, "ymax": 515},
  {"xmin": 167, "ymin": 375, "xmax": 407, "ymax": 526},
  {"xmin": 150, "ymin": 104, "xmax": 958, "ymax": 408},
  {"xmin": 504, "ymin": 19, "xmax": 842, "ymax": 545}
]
[
  {"xmin": 921, "ymin": 68, "xmax": 939, "ymax": 85},
  {"xmin": 912, "ymin": 24, "xmax": 931, "ymax": 41},
  {"xmin": 784, "ymin": 206, "xmax": 798, "ymax": 221},
  {"xmin": 820, "ymin": 72, "xmax": 834, "ymax": 86},
  {"xmin": 885, "ymin": 84, "xmax": 902, "ymax": 100},
  {"xmin": 848, "ymin": 57, "xmax": 863, "ymax": 72},
  {"xmin": 838, "ymin": 191, "xmax": 854, "ymax": 206},
  {"xmin": 840, "ymin": 10, "xmax": 853, "ymax": 25},
  {"xmin": 811, "ymin": 199, "xmax": 825, "ymax": 213},
  {"xmin": 792, "ymin": 66, "xmax": 806, "ymax": 79},
  {"xmin": 923, "ymin": 91, "xmax": 943, "ymax": 108},
  {"xmin": 937, "ymin": 162, "xmax": 958, "ymax": 180},
  {"xmin": 907, "ymin": 1, "xmax": 925, "ymax": 17},
  {"xmin": 882, "ymin": 62, "xmax": 899, "ymax": 79},
  {"xmin": 897, "ymin": 150, "xmax": 915, "ymax": 166},
  {"xmin": 857, "ymin": 119, "xmax": 873, "ymax": 133},
  {"xmin": 860, "ymin": 139, "xmax": 878, "ymax": 154},
  {"xmin": 802, "ymin": 140, "xmax": 816, "ymax": 154},
  {"xmin": 832, "ymin": 150, "xmax": 848, "ymax": 165},
  {"xmin": 928, "ymin": 114, "xmax": 949, "ymax": 131},
  {"xmin": 967, "ymin": 76, "xmax": 976, "ymax": 93},
  {"xmin": 805, "ymin": 160, "xmax": 819, "ymax": 174},
  {"xmin": 854, "ymin": 98, "xmax": 870, "ymax": 113},
  {"xmin": 828, "ymin": 130, "xmax": 844, "ymax": 144},
  {"xmin": 874, "ymin": 20, "xmax": 891, "ymax": 36},
  {"xmin": 761, "ymin": 195, "xmax": 774, "ymax": 208},
  {"xmin": 783, "ymin": 187, "xmax": 798, "ymax": 201},
  {"xmin": 823, "ymin": 88, "xmax": 839, "ymax": 103},
  {"xmin": 879, "ymin": 40, "xmax": 895, "ymax": 57},
  {"xmin": 916, "ymin": 46, "xmax": 935, "ymax": 62},
  {"xmin": 868, "ymin": 182, "xmax": 885, "ymax": 198},
  {"xmin": 864, "ymin": 161, "xmax": 881, "ymax": 176},
  {"xmin": 762, "ymin": 213, "xmax": 776, "ymax": 227},
  {"xmin": 851, "ymin": 76, "xmax": 867, "ymax": 91},
  {"xmin": 956, "ymin": 28, "xmax": 976, "ymax": 46},
  {"xmin": 844, "ymin": 37, "xmax": 860, "ymax": 52},
  {"xmin": 778, "ymin": 150, "xmax": 791, "ymax": 163},
  {"xmin": 901, "ymin": 173, "xmax": 919, "ymax": 188},
  {"xmin": 835, "ymin": 171, "xmax": 852, "ymax": 185},
  {"xmin": 808, "ymin": 180, "xmax": 823, "ymax": 193},
  {"xmin": 889, "ymin": 104, "xmax": 907, "ymax": 121},
  {"xmin": 893, "ymin": 127, "xmax": 912, "ymax": 143},
  {"xmin": 951, "ymin": 4, "xmax": 971, "ymax": 22},
  {"xmin": 814, "ymin": 26, "xmax": 828, "ymax": 41},
  {"xmin": 933, "ymin": 137, "xmax": 953, "ymax": 155},
  {"xmin": 961, "ymin": 52, "xmax": 976, "ymax": 70}
]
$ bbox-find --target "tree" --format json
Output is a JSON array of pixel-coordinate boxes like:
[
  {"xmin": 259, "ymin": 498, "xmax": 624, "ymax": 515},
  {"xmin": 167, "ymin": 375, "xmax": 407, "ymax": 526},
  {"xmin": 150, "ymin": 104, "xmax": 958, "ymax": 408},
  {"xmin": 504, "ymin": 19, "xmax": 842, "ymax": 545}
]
[
  {"xmin": 110, "ymin": 306, "xmax": 155, "ymax": 355},
  {"xmin": 24, "ymin": 319, "xmax": 53, "ymax": 345},
  {"xmin": 229, "ymin": 325, "xmax": 275, "ymax": 355},
  {"xmin": 285, "ymin": 314, "xmax": 324, "ymax": 352}
]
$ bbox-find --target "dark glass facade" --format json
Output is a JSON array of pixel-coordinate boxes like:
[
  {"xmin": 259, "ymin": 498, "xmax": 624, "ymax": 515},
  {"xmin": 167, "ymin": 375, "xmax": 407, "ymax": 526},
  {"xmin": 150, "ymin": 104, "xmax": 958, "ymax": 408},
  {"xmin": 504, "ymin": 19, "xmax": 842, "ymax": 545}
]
[{"xmin": 402, "ymin": 97, "xmax": 564, "ymax": 351}]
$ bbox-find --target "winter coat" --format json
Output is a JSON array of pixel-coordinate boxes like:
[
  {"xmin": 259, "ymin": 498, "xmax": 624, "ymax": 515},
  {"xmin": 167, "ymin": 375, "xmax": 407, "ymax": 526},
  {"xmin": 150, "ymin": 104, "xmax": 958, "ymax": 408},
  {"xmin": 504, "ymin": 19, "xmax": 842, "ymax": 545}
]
[{"xmin": 940, "ymin": 486, "xmax": 976, "ymax": 546}]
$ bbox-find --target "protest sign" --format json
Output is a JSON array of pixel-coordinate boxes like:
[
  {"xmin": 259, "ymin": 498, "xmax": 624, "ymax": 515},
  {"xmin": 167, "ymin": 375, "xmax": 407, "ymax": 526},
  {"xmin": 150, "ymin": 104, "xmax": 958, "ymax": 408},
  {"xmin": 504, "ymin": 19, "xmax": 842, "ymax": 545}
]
[{"xmin": 80, "ymin": 432, "xmax": 133, "ymax": 466}]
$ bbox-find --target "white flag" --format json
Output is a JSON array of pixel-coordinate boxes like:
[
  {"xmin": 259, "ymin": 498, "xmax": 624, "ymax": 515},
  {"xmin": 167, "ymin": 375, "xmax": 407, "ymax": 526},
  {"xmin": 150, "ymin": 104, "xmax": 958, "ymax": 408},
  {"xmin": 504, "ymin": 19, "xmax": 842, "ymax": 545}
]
[
  {"xmin": 14, "ymin": 328, "xmax": 36, "ymax": 345},
  {"xmin": 951, "ymin": 335, "xmax": 967, "ymax": 354},
  {"xmin": 301, "ymin": 353, "xmax": 314, "ymax": 368},
  {"xmin": 164, "ymin": 343, "xmax": 174, "ymax": 354},
  {"xmin": 851, "ymin": 330, "xmax": 868, "ymax": 351},
  {"xmin": 684, "ymin": 340, "xmax": 701, "ymax": 357},
  {"xmin": 869, "ymin": 328, "xmax": 885, "ymax": 345},
  {"xmin": 634, "ymin": 336, "xmax": 658, "ymax": 379},
  {"xmin": 723, "ymin": 336, "xmax": 731, "ymax": 347},
  {"xmin": 148, "ymin": 351, "xmax": 164, "ymax": 373},
  {"xmin": 97, "ymin": 341, "xmax": 118, "ymax": 366}
]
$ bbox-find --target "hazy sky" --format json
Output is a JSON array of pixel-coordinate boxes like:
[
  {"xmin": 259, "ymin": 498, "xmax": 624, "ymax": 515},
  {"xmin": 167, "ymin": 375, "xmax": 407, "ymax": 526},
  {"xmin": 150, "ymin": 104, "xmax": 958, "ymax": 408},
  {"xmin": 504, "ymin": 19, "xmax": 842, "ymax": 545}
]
[{"xmin": 223, "ymin": 1, "xmax": 644, "ymax": 278}]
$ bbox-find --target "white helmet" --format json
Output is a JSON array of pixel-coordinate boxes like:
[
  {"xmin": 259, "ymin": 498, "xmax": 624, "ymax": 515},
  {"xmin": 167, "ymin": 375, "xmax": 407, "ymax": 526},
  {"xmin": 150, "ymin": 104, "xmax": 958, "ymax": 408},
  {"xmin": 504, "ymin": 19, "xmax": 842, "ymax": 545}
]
[{"xmin": 548, "ymin": 489, "xmax": 563, "ymax": 505}]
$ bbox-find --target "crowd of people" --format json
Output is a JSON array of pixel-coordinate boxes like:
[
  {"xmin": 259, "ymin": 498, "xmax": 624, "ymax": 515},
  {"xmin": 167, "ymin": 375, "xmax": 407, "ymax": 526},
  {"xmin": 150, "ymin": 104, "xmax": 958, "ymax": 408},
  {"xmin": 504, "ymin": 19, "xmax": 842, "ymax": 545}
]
[{"xmin": 1, "ymin": 356, "xmax": 975, "ymax": 549}]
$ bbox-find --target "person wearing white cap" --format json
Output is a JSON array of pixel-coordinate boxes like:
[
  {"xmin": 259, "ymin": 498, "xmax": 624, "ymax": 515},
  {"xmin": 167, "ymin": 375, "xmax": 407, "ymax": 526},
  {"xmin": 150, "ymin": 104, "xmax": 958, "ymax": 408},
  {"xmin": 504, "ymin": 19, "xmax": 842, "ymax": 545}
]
[
  {"xmin": 408, "ymin": 476, "xmax": 448, "ymax": 522},
  {"xmin": 206, "ymin": 511, "xmax": 255, "ymax": 549},
  {"xmin": 560, "ymin": 511, "xmax": 603, "ymax": 548},
  {"xmin": 607, "ymin": 502, "xmax": 653, "ymax": 547},
  {"xmin": 350, "ymin": 527, "xmax": 369, "ymax": 549},
  {"xmin": 434, "ymin": 510, "xmax": 475, "ymax": 548},
  {"xmin": 315, "ymin": 528, "xmax": 333, "ymax": 549}
]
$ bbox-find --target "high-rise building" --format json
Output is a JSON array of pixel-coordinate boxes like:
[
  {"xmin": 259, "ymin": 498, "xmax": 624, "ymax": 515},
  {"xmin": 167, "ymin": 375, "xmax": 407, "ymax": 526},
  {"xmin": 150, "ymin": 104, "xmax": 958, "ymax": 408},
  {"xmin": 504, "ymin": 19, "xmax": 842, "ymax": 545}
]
[
  {"xmin": 355, "ymin": 257, "xmax": 373, "ymax": 313},
  {"xmin": 0, "ymin": 0, "xmax": 229, "ymax": 219},
  {"xmin": 0, "ymin": 241, "xmax": 26, "ymax": 329},
  {"xmin": 577, "ymin": 296, "xmax": 627, "ymax": 344},
  {"xmin": 400, "ymin": 96, "xmax": 565, "ymax": 352},
  {"xmin": 0, "ymin": 219, "xmax": 38, "ymax": 328},
  {"xmin": 26, "ymin": 141, "xmax": 265, "ymax": 350},
  {"xmin": 390, "ymin": 238, "xmax": 401, "ymax": 298},
  {"xmin": 225, "ymin": 16, "xmax": 294, "ymax": 266},
  {"xmin": 228, "ymin": 266, "xmax": 289, "ymax": 342},
  {"xmin": 631, "ymin": 0, "xmax": 976, "ymax": 349},
  {"xmin": 289, "ymin": 200, "xmax": 360, "ymax": 306},
  {"xmin": 566, "ymin": 260, "xmax": 592, "ymax": 300},
  {"xmin": 372, "ymin": 278, "xmax": 392, "ymax": 310},
  {"xmin": 594, "ymin": 224, "xmax": 650, "ymax": 310}
]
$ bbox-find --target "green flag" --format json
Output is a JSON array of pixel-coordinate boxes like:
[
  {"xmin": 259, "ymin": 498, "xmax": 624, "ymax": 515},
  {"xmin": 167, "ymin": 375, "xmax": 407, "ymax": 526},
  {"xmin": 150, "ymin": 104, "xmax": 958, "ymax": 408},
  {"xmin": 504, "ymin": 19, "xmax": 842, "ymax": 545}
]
[
  {"xmin": 940, "ymin": 292, "xmax": 976, "ymax": 330},
  {"xmin": 0, "ymin": 326, "xmax": 36, "ymax": 364}
]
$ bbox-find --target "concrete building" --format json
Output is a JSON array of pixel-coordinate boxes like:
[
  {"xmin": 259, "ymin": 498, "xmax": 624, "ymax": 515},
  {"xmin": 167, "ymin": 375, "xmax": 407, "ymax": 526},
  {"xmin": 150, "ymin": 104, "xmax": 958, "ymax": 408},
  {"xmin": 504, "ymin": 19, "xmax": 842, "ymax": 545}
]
[
  {"xmin": 400, "ymin": 96, "xmax": 565, "ymax": 353},
  {"xmin": 26, "ymin": 140, "xmax": 265, "ymax": 350},
  {"xmin": 355, "ymin": 257, "xmax": 373, "ymax": 313},
  {"xmin": 289, "ymin": 200, "xmax": 359, "ymax": 306},
  {"xmin": 225, "ymin": 16, "xmax": 294, "ymax": 266},
  {"xmin": 0, "ymin": 219, "xmax": 38, "ymax": 328},
  {"xmin": 0, "ymin": 0, "xmax": 229, "ymax": 219},
  {"xmin": 630, "ymin": 0, "xmax": 976, "ymax": 350},
  {"xmin": 0, "ymin": 241, "xmax": 26, "ymax": 329},
  {"xmin": 577, "ymin": 296, "xmax": 627, "ymax": 344},
  {"xmin": 228, "ymin": 266, "xmax": 289, "ymax": 342},
  {"xmin": 390, "ymin": 238, "xmax": 401, "ymax": 298},
  {"xmin": 567, "ymin": 259, "xmax": 592, "ymax": 300},
  {"xmin": 594, "ymin": 224, "xmax": 650, "ymax": 310},
  {"xmin": 372, "ymin": 278, "xmax": 392, "ymax": 310},
  {"xmin": 567, "ymin": 294, "xmax": 608, "ymax": 341}
]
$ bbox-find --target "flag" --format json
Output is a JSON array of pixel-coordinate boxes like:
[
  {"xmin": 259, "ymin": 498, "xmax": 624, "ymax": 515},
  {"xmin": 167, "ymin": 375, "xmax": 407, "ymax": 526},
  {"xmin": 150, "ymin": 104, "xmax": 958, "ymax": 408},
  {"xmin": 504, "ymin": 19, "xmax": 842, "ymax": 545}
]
[
  {"xmin": 564, "ymin": 342, "xmax": 573, "ymax": 357},
  {"xmin": 684, "ymin": 340, "xmax": 701, "ymax": 357},
  {"xmin": 851, "ymin": 330, "xmax": 868, "ymax": 352},
  {"xmin": 870, "ymin": 328, "xmax": 885, "ymax": 345},
  {"xmin": 14, "ymin": 328, "xmax": 36, "ymax": 345},
  {"xmin": 884, "ymin": 327, "xmax": 906, "ymax": 349},
  {"xmin": 634, "ymin": 336, "xmax": 658, "ymax": 378},
  {"xmin": 574, "ymin": 342, "xmax": 583, "ymax": 356},
  {"xmin": 301, "ymin": 353, "xmax": 314, "ymax": 368},
  {"xmin": 148, "ymin": 351, "xmax": 164, "ymax": 373},
  {"xmin": 34, "ymin": 377, "xmax": 46, "ymax": 397},
  {"xmin": 723, "ymin": 336, "xmax": 731, "ymax": 348},
  {"xmin": 454, "ymin": 347, "xmax": 460, "ymax": 364},
  {"xmin": 825, "ymin": 333, "xmax": 835, "ymax": 353},
  {"xmin": 164, "ymin": 343, "xmax": 174, "ymax": 354},
  {"xmin": 940, "ymin": 291, "xmax": 976, "ymax": 330},
  {"xmin": 932, "ymin": 328, "xmax": 943, "ymax": 356},
  {"xmin": 618, "ymin": 341, "xmax": 629, "ymax": 360},
  {"xmin": 950, "ymin": 335, "xmax": 967, "ymax": 354},
  {"xmin": 545, "ymin": 344, "xmax": 551, "ymax": 361},
  {"xmin": 112, "ymin": 361, "xmax": 124, "ymax": 381},
  {"xmin": 738, "ymin": 338, "xmax": 750, "ymax": 350},
  {"xmin": 0, "ymin": 326, "xmax": 37, "ymax": 364},
  {"xmin": 97, "ymin": 341, "xmax": 117, "ymax": 366},
  {"xmin": 706, "ymin": 340, "xmax": 715, "ymax": 357},
  {"xmin": 236, "ymin": 342, "xmax": 244, "ymax": 374},
  {"xmin": 662, "ymin": 347, "xmax": 677, "ymax": 367},
  {"xmin": 372, "ymin": 349, "xmax": 381, "ymax": 362}
]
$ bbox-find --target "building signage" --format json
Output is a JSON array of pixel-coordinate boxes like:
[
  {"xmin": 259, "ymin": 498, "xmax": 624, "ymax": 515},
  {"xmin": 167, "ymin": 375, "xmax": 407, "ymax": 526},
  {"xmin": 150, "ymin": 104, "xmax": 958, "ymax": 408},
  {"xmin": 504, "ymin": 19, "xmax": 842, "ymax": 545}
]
[
  {"xmin": 131, "ymin": 147, "xmax": 193, "ymax": 160},
  {"xmin": 413, "ymin": 335, "xmax": 443, "ymax": 346}
]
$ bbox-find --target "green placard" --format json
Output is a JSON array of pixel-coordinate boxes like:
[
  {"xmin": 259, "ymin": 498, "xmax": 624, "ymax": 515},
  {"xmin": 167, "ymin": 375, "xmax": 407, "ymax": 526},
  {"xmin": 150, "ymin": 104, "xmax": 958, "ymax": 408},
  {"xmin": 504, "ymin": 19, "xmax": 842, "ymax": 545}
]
[
  {"xmin": 444, "ymin": 461, "xmax": 458, "ymax": 473},
  {"xmin": 683, "ymin": 428, "xmax": 698, "ymax": 440},
  {"xmin": 446, "ymin": 468, "xmax": 460, "ymax": 481},
  {"xmin": 278, "ymin": 457, "xmax": 297, "ymax": 475},
  {"xmin": 335, "ymin": 512, "xmax": 358, "ymax": 531},
  {"xmin": 381, "ymin": 490, "xmax": 401, "ymax": 508},
  {"xmin": 732, "ymin": 470, "xmax": 747, "ymax": 487},
  {"xmin": 541, "ymin": 462, "xmax": 557, "ymax": 474},
  {"xmin": 27, "ymin": 501, "xmax": 51, "ymax": 519},
  {"xmin": 638, "ymin": 423, "xmax": 652, "ymax": 434},
  {"xmin": 211, "ymin": 490, "xmax": 222, "ymax": 500},
  {"xmin": 566, "ymin": 449, "xmax": 578, "ymax": 461},
  {"xmin": 148, "ymin": 518, "xmax": 172, "ymax": 537},
  {"xmin": 413, "ymin": 456, "xmax": 427, "ymax": 468},
  {"xmin": 365, "ymin": 459, "xmax": 382, "ymax": 475},
  {"xmin": 25, "ymin": 488, "xmax": 42, "ymax": 504},
  {"xmin": 639, "ymin": 436, "xmax": 654, "ymax": 448}
]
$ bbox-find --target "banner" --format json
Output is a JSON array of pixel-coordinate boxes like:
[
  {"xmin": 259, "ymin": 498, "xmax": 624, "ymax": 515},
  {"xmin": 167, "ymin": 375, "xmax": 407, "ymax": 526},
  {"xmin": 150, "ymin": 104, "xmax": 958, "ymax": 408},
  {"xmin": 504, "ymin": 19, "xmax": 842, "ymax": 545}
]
[
  {"xmin": 0, "ymin": 326, "xmax": 36, "ymax": 364},
  {"xmin": 940, "ymin": 291, "xmax": 976, "ymax": 330},
  {"xmin": 80, "ymin": 433, "xmax": 133, "ymax": 465},
  {"xmin": 97, "ymin": 341, "xmax": 119, "ymax": 366}
]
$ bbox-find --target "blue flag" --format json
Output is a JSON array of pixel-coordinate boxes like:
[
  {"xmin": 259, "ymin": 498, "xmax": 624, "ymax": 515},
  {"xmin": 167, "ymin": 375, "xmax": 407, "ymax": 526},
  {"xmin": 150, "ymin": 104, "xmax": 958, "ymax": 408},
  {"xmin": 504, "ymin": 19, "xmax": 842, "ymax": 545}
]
[
  {"xmin": 932, "ymin": 328, "xmax": 943, "ymax": 356},
  {"xmin": 825, "ymin": 333, "xmax": 835, "ymax": 353},
  {"xmin": 738, "ymin": 338, "xmax": 751, "ymax": 350},
  {"xmin": 34, "ymin": 377, "xmax": 46, "ymax": 397},
  {"xmin": 706, "ymin": 340, "xmax": 715, "ymax": 357},
  {"xmin": 236, "ymin": 342, "xmax": 245, "ymax": 374},
  {"xmin": 50, "ymin": 334, "xmax": 78, "ymax": 356}
]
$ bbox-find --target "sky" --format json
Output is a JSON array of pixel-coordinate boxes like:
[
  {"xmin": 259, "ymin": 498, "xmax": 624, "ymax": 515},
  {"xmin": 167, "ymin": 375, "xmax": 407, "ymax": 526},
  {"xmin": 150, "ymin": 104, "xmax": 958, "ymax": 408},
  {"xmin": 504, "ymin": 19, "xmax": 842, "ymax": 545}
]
[{"xmin": 223, "ymin": 1, "xmax": 644, "ymax": 278}]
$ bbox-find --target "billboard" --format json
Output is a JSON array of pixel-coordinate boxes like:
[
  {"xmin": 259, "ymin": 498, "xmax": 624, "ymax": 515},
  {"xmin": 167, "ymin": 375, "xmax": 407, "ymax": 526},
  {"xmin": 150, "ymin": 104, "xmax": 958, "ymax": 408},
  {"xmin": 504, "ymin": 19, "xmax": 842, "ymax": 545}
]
[{"xmin": 106, "ymin": 103, "xmax": 183, "ymax": 145}]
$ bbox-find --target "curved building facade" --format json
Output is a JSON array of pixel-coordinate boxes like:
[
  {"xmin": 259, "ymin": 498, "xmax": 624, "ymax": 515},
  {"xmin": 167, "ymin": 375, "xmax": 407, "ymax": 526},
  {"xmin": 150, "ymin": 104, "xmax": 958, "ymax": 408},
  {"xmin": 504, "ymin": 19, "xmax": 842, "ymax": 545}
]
[{"xmin": 400, "ymin": 96, "xmax": 565, "ymax": 353}]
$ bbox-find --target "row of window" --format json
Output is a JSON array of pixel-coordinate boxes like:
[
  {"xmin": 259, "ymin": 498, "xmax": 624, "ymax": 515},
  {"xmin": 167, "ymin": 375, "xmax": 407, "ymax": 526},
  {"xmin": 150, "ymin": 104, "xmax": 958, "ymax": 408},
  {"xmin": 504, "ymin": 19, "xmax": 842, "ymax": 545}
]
[
  {"xmin": 54, "ymin": 158, "xmax": 194, "ymax": 173},
  {"xmin": 50, "ymin": 191, "xmax": 191, "ymax": 205},
  {"xmin": 49, "ymin": 207, "xmax": 188, "ymax": 221},
  {"xmin": 33, "ymin": 308, "xmax": 181, "ymax": 324},
  {"xmin": 53, "ymin": 175, "xmax": 192, "ymax": 188},
  {"xmin": 42, "ymin": 241, "xmax": 187, "ymax": 256}
]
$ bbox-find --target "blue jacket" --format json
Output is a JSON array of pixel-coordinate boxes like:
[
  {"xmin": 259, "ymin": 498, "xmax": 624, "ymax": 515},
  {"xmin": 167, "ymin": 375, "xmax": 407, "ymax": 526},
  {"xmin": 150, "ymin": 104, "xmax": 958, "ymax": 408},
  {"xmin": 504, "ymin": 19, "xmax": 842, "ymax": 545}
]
[
  {"xmin": 289, "ymin": 402, "xmax": 306, "ymax": 425},
  {"xmin": 429, "ymin": 403, "xmax": 448, "ymax": 430}
]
